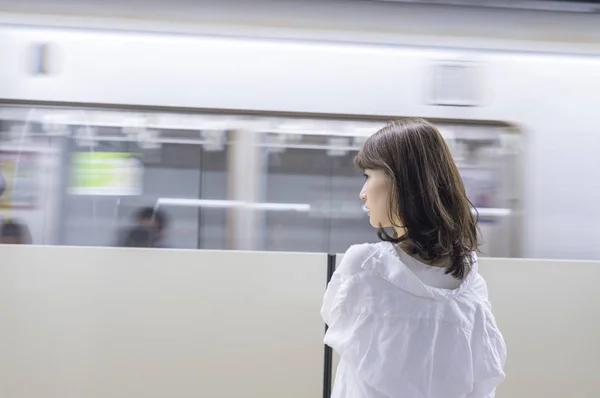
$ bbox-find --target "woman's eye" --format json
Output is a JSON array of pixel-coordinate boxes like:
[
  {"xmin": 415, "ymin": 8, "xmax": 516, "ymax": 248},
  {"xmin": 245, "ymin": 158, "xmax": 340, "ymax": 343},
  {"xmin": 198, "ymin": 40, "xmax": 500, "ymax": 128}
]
[{"xmin": 363, "ymin": 173, "xmax": 369, "ymax": 180}]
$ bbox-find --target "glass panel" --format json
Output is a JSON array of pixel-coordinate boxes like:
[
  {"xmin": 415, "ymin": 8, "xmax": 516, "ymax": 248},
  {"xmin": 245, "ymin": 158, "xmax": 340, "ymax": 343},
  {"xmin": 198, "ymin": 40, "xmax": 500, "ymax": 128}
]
[
  {"xmin": 329, "ymin": 151, "xmax": 375, "ymax": 254},
  {"xmin": 61, "ymin": 140, "xmax": 208, "ymax": 249},
  {"xmin": 263, "ymin": 143, "xmax": 332, "ymax": 253},
  {"xmin": 0, "ymin": 115, "xmax": 59, "ymax": 246},
  {"xmin": 197, "ymin": 148, "xmax": 229, "ymax": 250},
  {"xmin": 261, "ymin": 129, "xmax": 375, "ymax": 254},
  {"xmin": 0, "ymin": 105, "xmax": 231, "ymax": 249}
]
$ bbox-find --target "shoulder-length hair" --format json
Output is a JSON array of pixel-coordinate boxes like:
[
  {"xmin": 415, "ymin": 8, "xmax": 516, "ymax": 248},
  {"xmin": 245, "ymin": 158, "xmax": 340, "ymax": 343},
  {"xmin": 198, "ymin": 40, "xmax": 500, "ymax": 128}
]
[{"xmin": 354, "ymin": 117, "xmax": 479, "ymax": 279}]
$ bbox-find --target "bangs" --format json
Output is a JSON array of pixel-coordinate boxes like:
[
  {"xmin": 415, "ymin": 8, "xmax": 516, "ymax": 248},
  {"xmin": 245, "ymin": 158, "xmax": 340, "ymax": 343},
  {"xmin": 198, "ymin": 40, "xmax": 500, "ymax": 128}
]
[{"xmin": 353, "ymin": 135, "xmax": 385, "ymax": 171}]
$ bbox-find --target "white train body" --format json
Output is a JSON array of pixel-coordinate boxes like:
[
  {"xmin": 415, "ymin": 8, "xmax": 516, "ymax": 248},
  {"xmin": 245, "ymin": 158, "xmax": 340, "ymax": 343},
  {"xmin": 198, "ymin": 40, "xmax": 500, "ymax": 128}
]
[{"xmin": 0, "ymin": 21, "xmax": 598, "ymax": 260}]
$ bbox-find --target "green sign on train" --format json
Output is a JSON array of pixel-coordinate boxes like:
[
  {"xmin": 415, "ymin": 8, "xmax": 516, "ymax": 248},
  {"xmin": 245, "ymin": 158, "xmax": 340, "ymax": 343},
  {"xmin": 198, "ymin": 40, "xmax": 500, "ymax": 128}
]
[{"xmin": 69, "ymin": 152, "xmax": 144, "ymax": 196}]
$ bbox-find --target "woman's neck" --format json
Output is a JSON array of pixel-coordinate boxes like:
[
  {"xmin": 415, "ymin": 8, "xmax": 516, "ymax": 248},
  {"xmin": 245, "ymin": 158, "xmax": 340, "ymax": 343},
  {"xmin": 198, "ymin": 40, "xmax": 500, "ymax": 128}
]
[{"xmin": 397, "ymin": 241, "xmax": 448, "ymax": 268}]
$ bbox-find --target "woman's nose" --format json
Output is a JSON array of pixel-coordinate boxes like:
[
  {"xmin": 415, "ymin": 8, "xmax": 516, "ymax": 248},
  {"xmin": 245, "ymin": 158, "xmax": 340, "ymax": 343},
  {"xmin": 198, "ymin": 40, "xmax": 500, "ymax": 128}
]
[{"xmin": 359, "ymin": 190, "xmax": 366, "ymax": 201}]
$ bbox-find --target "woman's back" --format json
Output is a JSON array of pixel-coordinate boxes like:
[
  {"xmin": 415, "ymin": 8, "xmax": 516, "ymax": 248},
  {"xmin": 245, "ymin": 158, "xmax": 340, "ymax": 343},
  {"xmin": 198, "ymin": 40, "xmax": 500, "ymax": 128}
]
[
  {"xmin": 322, "ymin": 242, "xmax": 506, "ymax": 398},
  {"xmin": 321, "ymin": 117, "xmax": 506, "ymax": 397}
]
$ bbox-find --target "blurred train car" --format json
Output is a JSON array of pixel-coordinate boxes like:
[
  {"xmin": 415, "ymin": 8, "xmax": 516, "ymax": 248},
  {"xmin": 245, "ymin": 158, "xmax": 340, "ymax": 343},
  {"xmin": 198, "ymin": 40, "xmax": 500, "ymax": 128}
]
[{"xmin": 0, "ymin": 22, "xmax": 598, "ymax": 260}]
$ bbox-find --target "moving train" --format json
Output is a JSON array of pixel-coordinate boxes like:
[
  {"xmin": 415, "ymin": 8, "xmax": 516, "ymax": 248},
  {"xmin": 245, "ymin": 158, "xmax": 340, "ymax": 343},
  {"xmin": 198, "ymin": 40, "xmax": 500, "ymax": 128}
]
[{"xmin": 0, "ymin": 22, "xmax": 598, "ymax": 260}]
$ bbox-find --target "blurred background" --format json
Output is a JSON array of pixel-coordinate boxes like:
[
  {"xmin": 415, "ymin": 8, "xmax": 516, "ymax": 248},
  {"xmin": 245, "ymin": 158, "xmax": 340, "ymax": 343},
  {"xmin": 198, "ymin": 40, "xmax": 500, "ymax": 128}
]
[{"xmin": 0, "ymin": 0, "xmax": 599, "ymax": 259}]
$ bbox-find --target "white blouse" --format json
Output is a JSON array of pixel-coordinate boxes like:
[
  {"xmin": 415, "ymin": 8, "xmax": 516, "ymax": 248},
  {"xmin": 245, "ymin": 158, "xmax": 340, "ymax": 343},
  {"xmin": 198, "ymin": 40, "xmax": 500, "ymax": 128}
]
[{"xmin": 321, "ymin": 242, "xmax": 507, "ymax": 398}]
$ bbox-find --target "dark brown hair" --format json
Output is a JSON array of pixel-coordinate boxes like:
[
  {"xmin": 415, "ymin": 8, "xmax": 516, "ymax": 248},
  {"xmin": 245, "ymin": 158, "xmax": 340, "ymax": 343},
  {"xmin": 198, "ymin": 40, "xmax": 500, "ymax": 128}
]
[{"xmin": 354, "ymin": 118, "xmax": 479, "ymax": 279}]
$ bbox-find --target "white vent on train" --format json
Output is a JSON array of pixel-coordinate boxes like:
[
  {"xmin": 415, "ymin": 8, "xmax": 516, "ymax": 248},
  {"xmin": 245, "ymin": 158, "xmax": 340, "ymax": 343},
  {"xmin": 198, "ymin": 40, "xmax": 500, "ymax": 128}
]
[{"xmin": 429, "ymin": 60, "xmax": 483, "ymax": 107}]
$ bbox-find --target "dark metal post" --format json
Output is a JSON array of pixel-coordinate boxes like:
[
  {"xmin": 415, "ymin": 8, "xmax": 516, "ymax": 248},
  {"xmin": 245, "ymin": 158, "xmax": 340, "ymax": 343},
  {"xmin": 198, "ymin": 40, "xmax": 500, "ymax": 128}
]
[{"xmin": 323, "ymin": 253, "xmax": 336, "ymax": 398}]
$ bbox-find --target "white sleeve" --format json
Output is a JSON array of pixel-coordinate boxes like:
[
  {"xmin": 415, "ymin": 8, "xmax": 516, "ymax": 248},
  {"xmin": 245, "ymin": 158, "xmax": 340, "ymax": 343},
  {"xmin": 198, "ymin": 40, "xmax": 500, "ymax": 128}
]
[
  {"xmin": 465, "ymin": 312, "xmax": 507, "ymax": 398},
  {"xmin": 321, "ymin": 244, "xmax": 374, "ymax": 326},
  {"xmin": 320, "ymin": 266, "xmax": 343, "ymax": 326}
]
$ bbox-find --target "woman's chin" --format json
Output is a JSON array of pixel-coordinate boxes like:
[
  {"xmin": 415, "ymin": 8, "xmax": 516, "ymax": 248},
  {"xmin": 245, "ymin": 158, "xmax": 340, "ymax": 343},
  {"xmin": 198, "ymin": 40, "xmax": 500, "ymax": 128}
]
[{"xmin": 368, "ymin": 217, "xmax": 379, "ymax": 228}]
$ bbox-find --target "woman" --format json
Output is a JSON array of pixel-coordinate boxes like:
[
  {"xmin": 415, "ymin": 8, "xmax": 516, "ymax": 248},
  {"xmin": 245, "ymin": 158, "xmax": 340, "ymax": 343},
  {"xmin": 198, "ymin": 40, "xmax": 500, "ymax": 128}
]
[{"xmin": 321, "ymin": 118, "xmax": 507, "ymax": 398}]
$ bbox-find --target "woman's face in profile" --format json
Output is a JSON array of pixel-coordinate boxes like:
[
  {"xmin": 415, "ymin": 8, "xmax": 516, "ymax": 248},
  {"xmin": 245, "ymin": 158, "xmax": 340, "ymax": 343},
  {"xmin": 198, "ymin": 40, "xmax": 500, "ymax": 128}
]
[{"xmin": 360, "ymin": 168, "xmax": 394, "ymax": 229}]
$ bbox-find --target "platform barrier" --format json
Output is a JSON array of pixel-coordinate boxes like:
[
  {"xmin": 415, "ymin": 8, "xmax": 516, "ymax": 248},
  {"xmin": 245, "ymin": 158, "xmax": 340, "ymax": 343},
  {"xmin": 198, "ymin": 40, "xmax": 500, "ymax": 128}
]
[
  {"xmin": 1, "ymin": 245, "xmax": 599, "ymax": 398},
  {"xmin": 0, "ymin": 245, "xmax": 327, "ymax": 398}
]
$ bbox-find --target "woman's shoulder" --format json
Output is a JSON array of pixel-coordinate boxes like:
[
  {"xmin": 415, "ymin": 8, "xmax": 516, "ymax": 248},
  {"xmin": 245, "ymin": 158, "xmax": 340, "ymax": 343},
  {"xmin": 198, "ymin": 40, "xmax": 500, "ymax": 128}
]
[
  {"xmin": 341, "ymin": 241, "xmax": 387, "ymax": 261},
  {"xmin": 337, "ymin": 242, "xmax": 391, "ymax": 274}
]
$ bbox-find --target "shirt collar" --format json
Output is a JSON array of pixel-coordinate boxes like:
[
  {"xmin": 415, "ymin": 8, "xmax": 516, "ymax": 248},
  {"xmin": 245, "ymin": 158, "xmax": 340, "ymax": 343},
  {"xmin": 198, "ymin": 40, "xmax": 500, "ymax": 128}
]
[{"xmin": 360, "ymin": 242, "xmax": 479, "ymax": 300}]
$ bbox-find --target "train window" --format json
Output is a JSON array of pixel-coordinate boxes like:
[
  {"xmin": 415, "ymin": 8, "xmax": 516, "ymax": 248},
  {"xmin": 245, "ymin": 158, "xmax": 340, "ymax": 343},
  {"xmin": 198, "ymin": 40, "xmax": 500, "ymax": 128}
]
[
  {"xmin": 0, "ymin": 106, "xmax": 231, "ymax": 249},
  {"xmin": 0, "ymin": 105, "xmax": 521, "ymax": 257},
  {"xmin": 261, "ymin": 132, "xmax": 374, "ymax": 253},
  {"xmin": 328, "ymin": 149, "xmax": 376, "ymax": 254},
  {"xmin": 0, "ymin": 112, "xmax": 59, "ymax": 245},
  {"xmin": 61, "ymin": 114, "xmax": 229, "ymax": 250},
  {"xmin": 263, "ymin": 144, "xmax": 331, "ymax": 252},
  {"xmin": 256, "ymin": 123, "xmax": 382, "ymax": 254}
]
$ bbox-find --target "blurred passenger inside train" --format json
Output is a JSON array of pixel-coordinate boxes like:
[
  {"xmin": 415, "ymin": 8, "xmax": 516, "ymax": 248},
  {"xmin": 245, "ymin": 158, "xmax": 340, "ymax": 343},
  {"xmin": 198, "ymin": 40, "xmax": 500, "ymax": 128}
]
[
  {"xmin": 119, "ymin": 207, "xmax": 168, "ymax": 248},
  {"xmin": 321, "ymin": 118, "xmax": 507, "ymax": 398},
  {"xmin": 136, "ymin": 207, "xmax": 168, "ymax": 247},
  {"xmin": 0, "ymin": 171, "xmax": 6, "ymax": 198},
  {"xmin": 0, "ymin": 219, "xmax": 31, "ymax": 244},
  {"xmin": 122, "ymin": 225, "xmax": 154, "ymax": 248}
]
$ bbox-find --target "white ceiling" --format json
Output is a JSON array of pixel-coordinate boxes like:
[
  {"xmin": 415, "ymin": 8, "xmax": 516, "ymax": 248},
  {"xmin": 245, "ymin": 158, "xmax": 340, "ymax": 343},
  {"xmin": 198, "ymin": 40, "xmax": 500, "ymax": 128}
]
[
  {"xmin": 0, "ymin": 0, "xmax": 599, "ymax": 53},
  {"xmin": 0, "ymin": 0, "xmax": 598, "ymax": 17}
]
